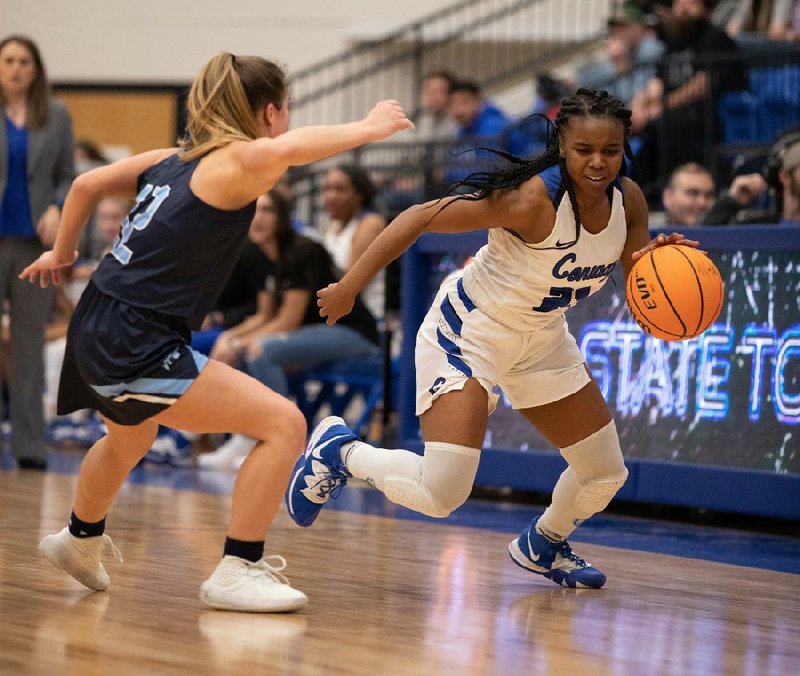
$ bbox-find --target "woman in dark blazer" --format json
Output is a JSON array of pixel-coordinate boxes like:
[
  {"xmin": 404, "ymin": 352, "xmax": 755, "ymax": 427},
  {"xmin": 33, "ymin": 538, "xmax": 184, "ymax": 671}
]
[{"xmin": 0, "ymin": 34, "xmax": 74, "ymax": 469}]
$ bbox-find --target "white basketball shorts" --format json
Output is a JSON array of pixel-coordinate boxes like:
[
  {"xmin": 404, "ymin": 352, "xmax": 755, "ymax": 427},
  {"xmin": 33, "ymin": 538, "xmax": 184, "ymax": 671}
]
[{"xmin": 415, "ymin": 272, "xmax": 590, "ymax": 416}]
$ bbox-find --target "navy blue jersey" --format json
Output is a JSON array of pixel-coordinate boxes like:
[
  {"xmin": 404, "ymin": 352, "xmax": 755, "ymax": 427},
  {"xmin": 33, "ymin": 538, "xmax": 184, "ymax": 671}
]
[{"xmin": 92, "ymin": 153, "xmax": 256, "ymax": 329}]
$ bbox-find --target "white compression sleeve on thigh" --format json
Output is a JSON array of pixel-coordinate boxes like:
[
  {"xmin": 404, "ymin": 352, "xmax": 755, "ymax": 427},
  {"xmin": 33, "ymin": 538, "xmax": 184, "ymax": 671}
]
[
  {"xmin": 538, "ymin": 420, "xmax": 628, "ymax": 541},
  {"xmin": 346, "ymin": 441, "xmax": 481, "ymax": 518}
]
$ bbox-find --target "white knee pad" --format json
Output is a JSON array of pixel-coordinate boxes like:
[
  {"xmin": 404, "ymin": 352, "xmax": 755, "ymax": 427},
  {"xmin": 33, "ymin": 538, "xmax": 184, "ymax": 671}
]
[
  {"xmin": 383, "ymin": 475, "xmax": 451, "ymax": 518},
  {"xmin": 383, "ymin": 441, "xmax": 480, "ymax": 518},
  {"xmin": 559, "ymin": 420, "xmax": 628, "ymax": 515}
]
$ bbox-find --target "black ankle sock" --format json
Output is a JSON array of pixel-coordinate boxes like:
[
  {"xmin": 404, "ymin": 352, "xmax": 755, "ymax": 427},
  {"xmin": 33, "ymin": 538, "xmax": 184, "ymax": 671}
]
[
  {"xmin": 224, "ymin": 537, "xmax": 264, "ymax": 563},
  {"xmin": 69, "ymin": 512, "xmax": 106, "ymax": 538}
]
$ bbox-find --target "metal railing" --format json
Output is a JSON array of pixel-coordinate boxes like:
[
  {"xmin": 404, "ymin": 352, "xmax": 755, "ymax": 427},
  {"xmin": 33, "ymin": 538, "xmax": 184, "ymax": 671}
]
[
  {"xmin": 288, "ymin": 0, "xmax": 613, "ymax": 126},
  {"xmin": 290, "ymin": 42, "xmax": 800, "ymax": 224}
]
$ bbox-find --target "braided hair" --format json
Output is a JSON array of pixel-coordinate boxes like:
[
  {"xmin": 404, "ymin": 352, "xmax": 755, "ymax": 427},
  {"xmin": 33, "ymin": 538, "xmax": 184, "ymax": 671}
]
[{"xmin": 451, "ymin": 88, "xmax": 636, "ymax": 250}]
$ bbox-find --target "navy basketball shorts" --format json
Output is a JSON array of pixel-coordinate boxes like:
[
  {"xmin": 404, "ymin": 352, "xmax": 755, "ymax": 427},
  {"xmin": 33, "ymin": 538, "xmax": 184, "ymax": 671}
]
[
  {"xmin": 415, "ymin": 272, "xmax": 590, "ymax": 416},
  {"xmin": 57, "ymin": 281, "xmax": 209, "ymax": 426}
]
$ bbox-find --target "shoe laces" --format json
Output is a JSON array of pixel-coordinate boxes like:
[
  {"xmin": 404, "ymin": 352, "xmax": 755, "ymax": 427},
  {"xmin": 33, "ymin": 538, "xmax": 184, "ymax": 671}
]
[
  {"xmin": 309, "ymin": 464, "xmax": 350, "ymax": 500},
  {"xmin": 73, "ymin": 533, "xmax": 124, "ymax": 563},
  {"xmin": 247, "ymin": 556, "xmax": 291, "ymax": 586},
  {"xmin": 103, "ymin": 535, "xmax": 124, "ymax": 563},
  {"xmin": 554, "ymin": 542, "xmax": 587, "ymax": 572}
]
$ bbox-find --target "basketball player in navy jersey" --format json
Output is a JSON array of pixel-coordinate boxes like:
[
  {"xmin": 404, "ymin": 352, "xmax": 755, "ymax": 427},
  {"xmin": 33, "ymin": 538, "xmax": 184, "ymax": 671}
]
[
  {"xmin": 286, "ymin": 88, "xmax": 699, "ymax": 588},
  {"xmin": 20, "ymin": 52, "xmax": 412, "ymax": 612}
]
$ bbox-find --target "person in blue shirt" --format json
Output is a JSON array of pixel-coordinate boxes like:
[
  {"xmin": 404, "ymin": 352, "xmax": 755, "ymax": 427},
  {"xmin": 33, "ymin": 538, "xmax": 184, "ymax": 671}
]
[
  {"xmin": 446, "ymin": 80, "xmax": 513, "ymax": 183},
  {"xmin": 20, "ymin": 51, "xmax": 411, "ymax": 613},
  {"xmin": 0, "ymin": 35, "xmax": 74, "ymax": 470}
]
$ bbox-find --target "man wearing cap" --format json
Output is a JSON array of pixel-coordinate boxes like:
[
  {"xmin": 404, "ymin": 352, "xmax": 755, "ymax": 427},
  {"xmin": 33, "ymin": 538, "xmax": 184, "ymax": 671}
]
[{"xmin": 577, "ymin": 2, "xmax": 664, "ymax": 104}]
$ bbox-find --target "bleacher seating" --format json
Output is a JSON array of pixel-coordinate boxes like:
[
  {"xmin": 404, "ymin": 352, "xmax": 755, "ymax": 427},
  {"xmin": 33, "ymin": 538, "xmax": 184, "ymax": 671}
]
[
  {"xmin": 718, "ymin": 92, "xmax": 759, "ymax": 143},
  {"xmin": 750, "ymin": 65, "xmax": 800, "ymax": 142},
  {"xmin": 288, "ymin": 353, "xmax": 399, "ymax": 441},
  {"xmin": 719, "ymin": 65, "xmax": 800, "ymax": 144}
]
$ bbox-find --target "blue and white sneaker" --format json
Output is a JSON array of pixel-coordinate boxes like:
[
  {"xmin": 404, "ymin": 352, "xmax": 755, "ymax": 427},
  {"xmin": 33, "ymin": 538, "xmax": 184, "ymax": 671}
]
[
  {"xmin": 285, "ymin": 416, "xmax": 359, "ymax": 527},
  {"xmin": 144, "ymin": 429, "xmax": 193, "ymax": 468},
  {"xmin": 508, "ymin": 517, "xmax": 606, "ymax": 589}
]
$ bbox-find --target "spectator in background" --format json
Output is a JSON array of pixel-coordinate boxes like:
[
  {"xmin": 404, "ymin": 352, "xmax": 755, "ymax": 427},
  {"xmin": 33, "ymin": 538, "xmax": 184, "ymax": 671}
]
[
  {"xmin": 660, "ymin": 162, "xmax": 771, "ymax": 225},
  {"xmin": 381, "ymin": 70, "xmax": 459, "ymax": 214},
  {"xmin": 42, "ymin": 286, "xmax": 73, "ymax": 425},
  {"xmin": 661, "ymin": 162, "xmax": 717, "ymax": 225},
  {"xmin": 724, "ymin": 0, "xmax": 798, "ymax": 40},
  {"xmin": 68, "ymin": 196, "xmax": 130, "ymax": 307},
  {"xmin": 0, "ymin": 34, "xmax": 74, "ymax": 470},
  {"xmin": 501, "ymin": 74, "xmax": 571, "ymax": 162},
  {"xmin": 321, "ymin": 165, "xmax": 386, "ymax": 319},
  {"xmin": 529, "ymin": 73, "xmax": 572, "ymax": 120},
  {"xmin": 201, "ymin": 189, "xmax": 380, "ymax": 469},
  {"xmin": 81, "ymin": 196, "xmax": 126, "ymax": 261},
  {"xmin": 272, "ymin": 170, "xmax": 319, "ymax": 239},
  {"xmin": 73, "ymin": 138, "xmax": 108, "ymax": 174},
  {"xmin": 632, "ymin": 0, "xmax": 747, "ymax": 199},
  {"xmin": 701, "ymin": 173, "xmax": 770, "ymax": 224},
  {"xmin": 412, "ymin": 70, "xmax": 459, "ymax": 142},
  {"xmin": 695, "ymin": 132, "xmax": 800, "ymax": 225},
  {"xmin": 449, "ymin": 80, "xmax": 509, "ymax": 142},
  {"xmin": 447, "ymin": 80, "xmax": 511, "ymax": 184},
  {"xmin": 776, "ymin": 137, "xmax": 800, "ymax": 222},
  {"xmin": 577, "ymin": 2, "xmax": 665, "ymax": 104},
  {"xmin": 73, "ymin": 139, "xmax": 110, "ymax": 260}
]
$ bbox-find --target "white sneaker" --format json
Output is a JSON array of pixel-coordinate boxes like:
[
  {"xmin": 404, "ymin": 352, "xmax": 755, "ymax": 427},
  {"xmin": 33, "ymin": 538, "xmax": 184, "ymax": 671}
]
[
  {"xmin": 39, "ymin": 527, "xmax": 123, "ymax": 591},
  {"xmin": 198, "ymin": 435, "xmax": 257, "ymax": 471},
  {"xmin": 200, "ymin": 555, "xmax": 308, "ymax": 612}
]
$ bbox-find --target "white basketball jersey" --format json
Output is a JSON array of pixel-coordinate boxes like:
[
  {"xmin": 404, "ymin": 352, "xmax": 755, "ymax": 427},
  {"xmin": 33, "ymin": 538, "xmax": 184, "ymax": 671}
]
[{"xmin": 461, "ymin": 165, "xmax": 627, "ymax": 330}]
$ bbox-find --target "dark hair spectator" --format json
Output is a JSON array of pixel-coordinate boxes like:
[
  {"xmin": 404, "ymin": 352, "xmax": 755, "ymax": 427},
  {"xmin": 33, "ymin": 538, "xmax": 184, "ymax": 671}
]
[
  {"xmin": 413, "ymin": 70, "xmax": 458, "ymax": 142},
  {"xmin": 446, "ymin": 80, "xmax": 512, "ymax": 184},
  {"xmin": 200, "ymin": 189, "xmax": 380, "ymax": 469},
  {"xmin": 321, "ymin": 165, "xmax": 386, "ymax": 318},
  {"xmin": 0, "ymin": 34, "xmax": 75, "ymax": 469},
  {"xmin": 576, "ymin": 2, "xmax": 665, "ymax": 104},
  {"xmin": 631, "ymin": 0, "xmax": 748, "ymax": 202}
]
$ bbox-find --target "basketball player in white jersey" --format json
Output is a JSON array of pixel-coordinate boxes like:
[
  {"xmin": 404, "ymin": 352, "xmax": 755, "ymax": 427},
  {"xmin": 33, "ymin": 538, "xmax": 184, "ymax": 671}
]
[{"xmin": 286, "ymin": 88, "xmax": 699, "ymax": 588}]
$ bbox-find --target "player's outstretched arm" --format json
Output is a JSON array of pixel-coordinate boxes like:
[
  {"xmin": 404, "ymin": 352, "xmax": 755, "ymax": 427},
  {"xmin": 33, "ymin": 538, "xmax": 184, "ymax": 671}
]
[
  {"xmin": 318, "ymin": 189, "xmax": 522, "ymax": 325},
  {"xmin": 238, "ymin": 100, "xmax": 412, "ymax": 182},
  {"xmin": 19, "ymin": 148, "xmax": 176, "ymax": 287}
]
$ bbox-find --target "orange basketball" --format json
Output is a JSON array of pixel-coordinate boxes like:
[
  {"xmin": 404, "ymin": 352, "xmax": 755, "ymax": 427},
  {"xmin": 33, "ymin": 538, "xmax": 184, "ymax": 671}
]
[{"xmin": 626, "ymin": 244, "xmax": 724, "ymax": 341}]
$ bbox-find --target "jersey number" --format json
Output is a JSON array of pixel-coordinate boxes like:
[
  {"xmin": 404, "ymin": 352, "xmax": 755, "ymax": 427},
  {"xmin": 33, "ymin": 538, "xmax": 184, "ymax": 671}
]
[
  {"xmin": 532, "ymin": 286, "xmax": 591, "ymax": 313},
  {"xmin": 111, "ymin": 183, "xmax": 171, "ymax": 265}
]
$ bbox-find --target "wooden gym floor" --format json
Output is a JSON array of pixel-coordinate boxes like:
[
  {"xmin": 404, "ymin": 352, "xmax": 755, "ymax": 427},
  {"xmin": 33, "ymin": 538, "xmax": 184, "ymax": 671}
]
[{"xmin": 1, "ymin": 450, "xmax": 798, "ymax": 676}]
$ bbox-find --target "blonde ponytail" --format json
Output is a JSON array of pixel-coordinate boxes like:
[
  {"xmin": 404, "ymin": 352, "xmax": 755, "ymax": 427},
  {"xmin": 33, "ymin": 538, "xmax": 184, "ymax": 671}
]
[{"xmin": 179, "ymin": 53, "xmax": 288, "ymax": 161}]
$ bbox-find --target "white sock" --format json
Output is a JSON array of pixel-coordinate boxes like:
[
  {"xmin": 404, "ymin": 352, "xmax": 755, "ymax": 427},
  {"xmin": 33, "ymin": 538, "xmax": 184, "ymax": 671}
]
[
  {"xmin": 537, "ymin": 473, "xmax": 583, "ymax": 541},
  {"xmin": 342, "ymin": 441, "xmax": 422, "ymax": 491}
]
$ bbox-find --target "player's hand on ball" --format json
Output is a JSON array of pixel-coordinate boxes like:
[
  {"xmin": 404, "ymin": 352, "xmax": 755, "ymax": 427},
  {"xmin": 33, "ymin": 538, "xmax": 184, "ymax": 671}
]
[
  {"xmin": 317, "ymin": 282, "xmax": 355, "ymax": 326},
  {"xmin": 632, "ymin": 232, "xmax": 701, "ymax": 261}
]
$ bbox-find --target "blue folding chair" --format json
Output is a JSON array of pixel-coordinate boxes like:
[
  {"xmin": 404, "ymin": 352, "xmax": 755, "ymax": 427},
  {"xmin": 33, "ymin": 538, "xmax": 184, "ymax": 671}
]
[
  {"xmin": 288, "ymin": 353, "xmax": 399, "ymax": 441},
  {"xmin": 718, "ymin": 91, "xmax": 759, "ymax": 143}
]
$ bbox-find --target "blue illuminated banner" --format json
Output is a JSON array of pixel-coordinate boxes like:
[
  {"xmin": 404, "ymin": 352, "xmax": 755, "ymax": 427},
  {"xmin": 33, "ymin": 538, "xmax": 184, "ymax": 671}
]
[{"xmin": 476, "ymin": 249, "xmax": 799, "ymax": 474}]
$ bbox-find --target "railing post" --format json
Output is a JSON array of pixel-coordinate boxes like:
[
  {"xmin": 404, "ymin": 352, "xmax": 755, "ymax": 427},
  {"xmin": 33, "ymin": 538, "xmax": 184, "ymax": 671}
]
[{"xmin": 412, "ymin": 22, "xmax": 425, "ymax": 114}]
